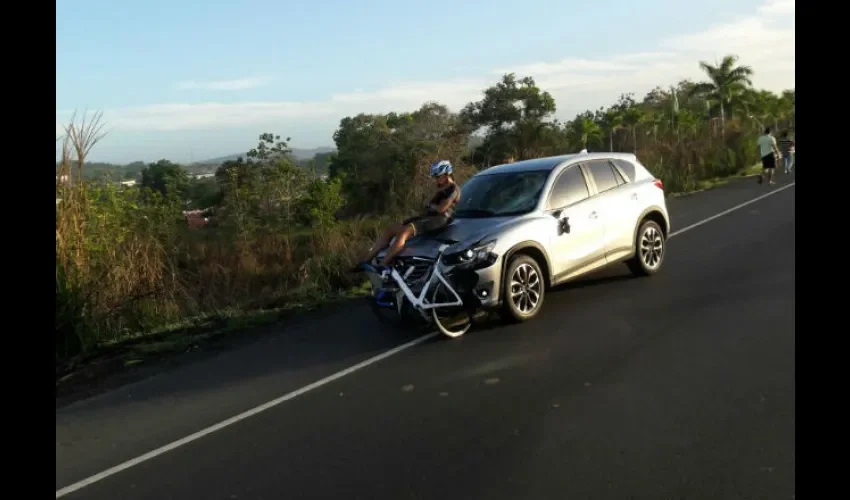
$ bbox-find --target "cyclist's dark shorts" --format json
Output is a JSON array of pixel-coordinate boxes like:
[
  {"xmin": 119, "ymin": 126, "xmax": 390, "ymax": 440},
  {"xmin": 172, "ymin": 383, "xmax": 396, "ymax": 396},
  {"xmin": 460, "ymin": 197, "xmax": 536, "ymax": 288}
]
[{"xmin": 402, "ymin": 214, "xmax": 450, "ymax": 236}]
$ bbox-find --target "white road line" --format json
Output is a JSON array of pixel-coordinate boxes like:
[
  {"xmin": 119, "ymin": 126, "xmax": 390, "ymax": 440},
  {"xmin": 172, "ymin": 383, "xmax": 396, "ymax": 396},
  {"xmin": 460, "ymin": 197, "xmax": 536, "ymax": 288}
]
[
  {"xmin": 55, "ymin": 332, "xmax": 439, "ymax": 498},
  {"xmin": 668, "ymin": 182, "xmax": 794, "ymax": 238},
  {"xmin": 55, "ymin": 180, "xmax": 795, "ymax": 498}
]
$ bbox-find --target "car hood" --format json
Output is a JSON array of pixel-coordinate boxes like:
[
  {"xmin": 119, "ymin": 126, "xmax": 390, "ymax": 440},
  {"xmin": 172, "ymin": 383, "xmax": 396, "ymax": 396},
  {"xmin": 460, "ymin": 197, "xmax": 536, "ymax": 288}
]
[{"xmin": 394, "ymin": 216, "xmax": 517, "ymax": 259}]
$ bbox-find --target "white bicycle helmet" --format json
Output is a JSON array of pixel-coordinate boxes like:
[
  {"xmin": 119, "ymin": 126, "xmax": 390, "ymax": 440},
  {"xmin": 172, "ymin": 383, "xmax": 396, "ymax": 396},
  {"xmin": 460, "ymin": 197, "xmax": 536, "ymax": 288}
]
[{"xmin": 429, "ymin": 160, "xmax": 453, "ymax": 177}]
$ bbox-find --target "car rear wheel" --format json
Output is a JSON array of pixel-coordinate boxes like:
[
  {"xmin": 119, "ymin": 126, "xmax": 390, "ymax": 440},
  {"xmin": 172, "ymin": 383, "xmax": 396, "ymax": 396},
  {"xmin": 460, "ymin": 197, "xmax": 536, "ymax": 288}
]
[
  {"xmin": 627, "ymin": 219, "xmax": 665, "ymax": 277},
  {"xmin": 501, "ymin": 254, "xmax": 546, "ymax": 323}
]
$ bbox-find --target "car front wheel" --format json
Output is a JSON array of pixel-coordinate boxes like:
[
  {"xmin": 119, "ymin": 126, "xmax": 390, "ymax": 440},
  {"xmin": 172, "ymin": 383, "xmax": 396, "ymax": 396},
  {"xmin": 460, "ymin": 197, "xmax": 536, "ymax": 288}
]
[{"xmin": 501, "ymin": 254, "xmax": 546, "ymax": 322}]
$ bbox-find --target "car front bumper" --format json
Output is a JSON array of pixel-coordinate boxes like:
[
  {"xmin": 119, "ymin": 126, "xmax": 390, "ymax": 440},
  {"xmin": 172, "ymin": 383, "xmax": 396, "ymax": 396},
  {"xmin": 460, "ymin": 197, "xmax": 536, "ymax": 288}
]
[{"xmin": 465, "ymin": 260, "xmax": 502, "ymax": 309}]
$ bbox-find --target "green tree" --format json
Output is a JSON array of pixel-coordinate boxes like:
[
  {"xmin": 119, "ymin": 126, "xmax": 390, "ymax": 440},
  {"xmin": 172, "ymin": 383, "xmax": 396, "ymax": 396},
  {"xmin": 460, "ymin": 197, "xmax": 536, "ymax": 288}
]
[
  {"xmin": 328, "ymin": 113, "xmax": 400, "ymax": 213},
  {"xmin": 461, "ymin": 73, "xmax": 559, "ymax": 164},
  {"xmin": 302, "ymin": 151, "xmax": 335, "ymax": 176},
  {"xmin": 781, "ymin": 89, "xmax": 795, "ymax": 129},
  {"xmin": 616, "ymin": 95, "xmax": 646, "ymax": 153},
  {"xmin": 215, "ymin": 133, "xmax": 309, "ymax": 230},
  {"xmin": 329, "ymin": 102, "xmax": 474, "ymax": 215},
  {"xmin": 215, "ymin": 157, "xmax": 260, "ymax": 194},
  {"xmin": 247, "ymin": 133, "xmax": 293, "ymax": 162},
  {"xmin": 567, "ymin": 112, "xmax": 603, "ymax": 150},
  {"xmin": 300, "ymin": 177, "xmax": 346, "ymax": 227},
  {"xmin": 140, "ymin": 160, "xmax": 190, "ymax": 200},
  {"xmin": 690, "ymin": 55, "xmax": 754, "ymax": 137},
  {"xmin": 187, "ymin": 177, "xmax": 222, "ymax": 209},
  {"xmin": 257, "ymin": 160, "xmax": 309, "ymax": 226},
  {"xmin": 595, "ymin": 106, "xmax": 623, "ymax": 152},
  {"xmin": 643, "ymin": 112, "xmax": 665, "ymax": 144}
]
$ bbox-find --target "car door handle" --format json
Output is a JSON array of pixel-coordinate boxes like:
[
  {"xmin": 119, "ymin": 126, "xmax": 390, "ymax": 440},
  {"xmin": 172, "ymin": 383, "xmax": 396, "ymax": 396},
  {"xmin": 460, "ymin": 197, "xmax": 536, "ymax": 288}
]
[{"xmin": 589, "ymin": 211, "xmax": 597, "ymax": 219}]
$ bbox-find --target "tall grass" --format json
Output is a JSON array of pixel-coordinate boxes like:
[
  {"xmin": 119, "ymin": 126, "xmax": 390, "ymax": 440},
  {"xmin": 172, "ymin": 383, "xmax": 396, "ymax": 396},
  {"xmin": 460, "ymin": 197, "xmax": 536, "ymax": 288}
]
[
  {"xmin": 56, "ymin": 120, "xmax": 387, "ymax": 361},
  {"xmin": 56, "ymin": 113, "xmax": 184, "ymax": 357},
  {"xmin": 634, "ymin": 121, "xmax": 761, "ymax": 193}
]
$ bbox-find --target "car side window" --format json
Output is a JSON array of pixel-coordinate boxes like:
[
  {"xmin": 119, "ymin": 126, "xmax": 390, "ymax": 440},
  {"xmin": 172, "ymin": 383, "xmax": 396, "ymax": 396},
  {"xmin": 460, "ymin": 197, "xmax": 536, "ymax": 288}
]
[
  {"xmin": 586, "ymin": 160, "xmax": 620, "ymax": 193},
  {"xmin": 611, "ymin": 161, "xmax": 628, "ymax": 186},
  {"xmin": 547, "ymin": 166, "xmax": 590, "ymax": 209},
  {"xmin": 612, "ymin": 159, "xmax": 636, "ymax": 182}
]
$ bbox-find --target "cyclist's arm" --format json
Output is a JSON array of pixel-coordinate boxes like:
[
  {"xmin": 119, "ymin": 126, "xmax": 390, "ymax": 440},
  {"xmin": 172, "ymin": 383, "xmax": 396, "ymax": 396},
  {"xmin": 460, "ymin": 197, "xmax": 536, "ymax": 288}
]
[{"xmin": 430, "ymin": 187, "xmax": 459, "ymax": 214}]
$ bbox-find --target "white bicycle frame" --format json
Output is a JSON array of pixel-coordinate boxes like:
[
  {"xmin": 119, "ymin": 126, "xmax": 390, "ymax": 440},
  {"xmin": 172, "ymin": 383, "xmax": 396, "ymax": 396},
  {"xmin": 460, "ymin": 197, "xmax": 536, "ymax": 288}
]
[{"xmin": 368, "ymin": 244, "xmax": 464, "ymax": 314}]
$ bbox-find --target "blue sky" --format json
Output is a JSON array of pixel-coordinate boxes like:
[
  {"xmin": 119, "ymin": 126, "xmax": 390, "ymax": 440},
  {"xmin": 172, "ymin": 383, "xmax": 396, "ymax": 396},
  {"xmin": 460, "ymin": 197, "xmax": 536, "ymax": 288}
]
[{"xmin": 56, "ymin": 0, "xmax": 795, "ymax": 163}]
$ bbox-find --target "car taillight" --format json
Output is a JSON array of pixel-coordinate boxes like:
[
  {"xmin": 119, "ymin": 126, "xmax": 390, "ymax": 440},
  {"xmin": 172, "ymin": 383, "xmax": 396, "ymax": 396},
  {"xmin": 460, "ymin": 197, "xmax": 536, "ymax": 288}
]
[{"xmin": 653, "ymin": 179, "xmax": 664, "ymax": 190}]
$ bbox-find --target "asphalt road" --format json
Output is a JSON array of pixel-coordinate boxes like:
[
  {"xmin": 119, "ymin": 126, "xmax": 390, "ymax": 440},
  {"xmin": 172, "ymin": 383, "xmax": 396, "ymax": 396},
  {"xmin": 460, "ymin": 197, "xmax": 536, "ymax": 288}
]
[{"xmin": 56, "ymin": 174, "xmax": 796, "ymax": 500}]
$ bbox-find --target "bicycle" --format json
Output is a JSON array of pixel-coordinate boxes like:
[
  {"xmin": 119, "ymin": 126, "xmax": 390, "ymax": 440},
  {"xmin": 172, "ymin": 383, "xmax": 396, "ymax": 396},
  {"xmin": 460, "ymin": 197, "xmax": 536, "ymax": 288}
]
[{"xmin": 360, "ymin": 242, "xmax": 480, "ymax": 338}]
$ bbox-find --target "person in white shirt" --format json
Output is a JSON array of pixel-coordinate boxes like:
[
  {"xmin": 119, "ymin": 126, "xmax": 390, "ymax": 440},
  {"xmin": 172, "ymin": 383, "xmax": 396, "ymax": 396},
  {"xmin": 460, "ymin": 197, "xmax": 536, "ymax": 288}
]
[{"xmin": 757, "ymin": 127, "xmax": 781, "ymax": 185}]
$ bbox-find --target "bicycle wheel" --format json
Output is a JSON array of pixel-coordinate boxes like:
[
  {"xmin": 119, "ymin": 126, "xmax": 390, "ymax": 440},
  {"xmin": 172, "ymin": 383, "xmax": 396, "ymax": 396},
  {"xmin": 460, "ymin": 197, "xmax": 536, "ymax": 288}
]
[{"xmin": 429, "ymin": 281, "xmax": 472, "ymax": 338}]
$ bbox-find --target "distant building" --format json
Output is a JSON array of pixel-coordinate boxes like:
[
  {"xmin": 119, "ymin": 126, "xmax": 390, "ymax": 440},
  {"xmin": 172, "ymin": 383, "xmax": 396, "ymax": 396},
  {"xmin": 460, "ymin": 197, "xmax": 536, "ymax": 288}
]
[
  {"xmin": 183, "ymin": 210, "xmax": 209, "ymax": 229},
  {"xmin": 119, "ymin": 180, "xmax": 137, "ymax": 187},
  {"xmin": 193, "ymin": 173, "xmax": 215, "ymax": 180}
]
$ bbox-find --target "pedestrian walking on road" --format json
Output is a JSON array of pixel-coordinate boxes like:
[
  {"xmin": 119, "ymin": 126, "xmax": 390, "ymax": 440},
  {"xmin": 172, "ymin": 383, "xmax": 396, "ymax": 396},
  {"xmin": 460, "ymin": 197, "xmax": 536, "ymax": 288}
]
[
  {"xmin": 757, "ymin": 127, "xmax": 781, "ymax": 185},
  {"xmin": 777, "ymin": 130, "xmax": 795, "ymax": 174}
]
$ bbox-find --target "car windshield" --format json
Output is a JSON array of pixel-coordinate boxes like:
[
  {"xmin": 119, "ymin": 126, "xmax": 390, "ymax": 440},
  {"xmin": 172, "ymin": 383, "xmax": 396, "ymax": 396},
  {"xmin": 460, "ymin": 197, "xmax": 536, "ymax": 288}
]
[{"xmin": 455, "ymin": 170, "xmax": 550, "ymax": 218}]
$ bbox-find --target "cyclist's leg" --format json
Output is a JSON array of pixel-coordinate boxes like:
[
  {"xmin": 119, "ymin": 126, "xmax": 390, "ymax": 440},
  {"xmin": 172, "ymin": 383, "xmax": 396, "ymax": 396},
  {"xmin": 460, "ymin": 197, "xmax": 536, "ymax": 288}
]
[
  {"xmin": 378, "ymin": 222, "xmax": 417, "ymax": 266},
  {"xmin": 380, "ymin": 215, "xmax": 450, "ymax": 266},
  {"xmin": 362, "ymin": 222, "xmax": 407, "ymax": 264}
]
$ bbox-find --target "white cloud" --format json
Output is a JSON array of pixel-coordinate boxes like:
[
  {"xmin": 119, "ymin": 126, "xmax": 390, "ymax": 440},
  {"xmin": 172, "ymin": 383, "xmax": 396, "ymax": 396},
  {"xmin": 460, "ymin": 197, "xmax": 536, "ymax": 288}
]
[
  {"xmin": 97, "ymin": 101, "xmax": 337, "ymax": 132},
  {"xmin": 612, "ymin": 51, "xmax": 679, "ymax": 62},
  {"xmin": 57, "ymin": 0, "xmax": 794, "ymax": 141},
  {"xmin": 329, "ymin": 80, "xmax": 486, "ymax": 112},
  {"xmin": 759, "ymin": 0, "xmax": 795, "ymax": 15},
  {"xmin": 495, "ymin": 58, "xmax": 639, "ymax": 76},
  {"xmin": 664, "ymin": 18, "xmax": 791, "ymax": 57},
  {"xmin": 174, "ymin": 76, "xmax": 272, "ymax": 91}
]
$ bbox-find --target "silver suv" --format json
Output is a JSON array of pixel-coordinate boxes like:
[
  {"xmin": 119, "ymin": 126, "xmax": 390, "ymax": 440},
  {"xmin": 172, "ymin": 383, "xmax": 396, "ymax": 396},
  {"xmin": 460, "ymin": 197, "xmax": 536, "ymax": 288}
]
[{"xmin": 377, "ymin": 151, "xmax": 670, "ymax": 324}]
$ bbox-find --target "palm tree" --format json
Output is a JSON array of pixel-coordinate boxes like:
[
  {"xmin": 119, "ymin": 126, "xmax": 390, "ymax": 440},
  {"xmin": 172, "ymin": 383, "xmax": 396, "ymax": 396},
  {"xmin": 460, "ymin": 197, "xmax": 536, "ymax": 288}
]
[
  {"xmin": 644, "ymin": 112, "xmax": 665, "ymax": 144},
  {"xmin": 690, "ymin": 55, "xmax": 754, "ymax": 138},
  {"xmin": 779, "ymin": 90, "xmax": 795, "ymax": 130},
  {"xmin": 621, "ymin": 105, "xmax": 645, "ymax": 153},
  {"xmin": 764, "ymin": 92, "xmax": 783, "ymax": 132},
  {"xmin": 676, "ymin": 109, "xmax": 701, "ymax": 139},
  {"xmin": 739, "ymin": 89, "xmax": 775, "ymax": 131},
  {"xmin": 595, "ymin": 106, "xmax": 623, "ymax": 151},
  {"xmin": 568, "ymin": 115, "xmax": 603, "ymax": 150}
]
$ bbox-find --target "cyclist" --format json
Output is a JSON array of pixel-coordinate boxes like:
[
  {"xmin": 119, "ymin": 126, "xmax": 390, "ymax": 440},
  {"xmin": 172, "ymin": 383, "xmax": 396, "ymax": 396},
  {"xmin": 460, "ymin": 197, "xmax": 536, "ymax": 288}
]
[{"xmin": 359, "ymin": 160, "xmax": 460, "ymax": 272}]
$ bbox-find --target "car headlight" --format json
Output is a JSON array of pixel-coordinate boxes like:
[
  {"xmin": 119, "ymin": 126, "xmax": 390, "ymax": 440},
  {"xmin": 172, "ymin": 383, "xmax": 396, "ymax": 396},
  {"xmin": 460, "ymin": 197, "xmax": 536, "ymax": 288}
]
[{"xmin": 445, "ymin": 240, "xmax": 498, "ymax": 268}]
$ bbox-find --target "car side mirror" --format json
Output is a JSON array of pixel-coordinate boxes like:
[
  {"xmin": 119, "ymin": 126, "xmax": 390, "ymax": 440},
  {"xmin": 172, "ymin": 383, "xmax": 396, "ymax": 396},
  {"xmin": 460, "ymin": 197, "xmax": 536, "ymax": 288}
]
[
  {"xmin": 551, "ymin": 210, "xmax": 570, "ymax": 235},
  {"xmin": 559, "ymin": 217, "xmax": 570, "ymax": 235}
]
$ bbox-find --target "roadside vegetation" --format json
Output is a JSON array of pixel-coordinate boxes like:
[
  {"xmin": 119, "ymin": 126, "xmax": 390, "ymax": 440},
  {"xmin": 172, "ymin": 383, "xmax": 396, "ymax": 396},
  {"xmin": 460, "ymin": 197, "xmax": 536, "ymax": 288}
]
[{"xmin": 56, "ymin": 54, "xmax": 795, "ymax": 379}]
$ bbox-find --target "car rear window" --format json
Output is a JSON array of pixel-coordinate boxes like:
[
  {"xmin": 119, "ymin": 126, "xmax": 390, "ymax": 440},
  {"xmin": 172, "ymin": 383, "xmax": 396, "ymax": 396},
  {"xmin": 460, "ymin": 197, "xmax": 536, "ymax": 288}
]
[
  {"xmin": 586, "ymin": 160, "xmax": 619, "ymax": 193},
  {"xmin": 612, "ymin": 159, "xmax": 636, "ymax": 182},
  {"xmin": 611, "ymin": 163, "xmax": 627, "ymax": 186}
]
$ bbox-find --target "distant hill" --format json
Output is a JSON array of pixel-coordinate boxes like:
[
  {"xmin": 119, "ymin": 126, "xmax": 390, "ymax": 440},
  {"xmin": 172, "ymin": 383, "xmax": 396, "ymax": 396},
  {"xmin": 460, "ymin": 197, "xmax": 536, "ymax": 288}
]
[
  {"xmin": 58, "ymin": 138, "xmax": 483, "ymax": 182},
  {"xmin": 197, "ymin": 147, "xmax": 336, "ymax": 166},
  {"xmin": 198, "ymin": 138, "xmax": 482, "ymax": 166},
  {"xmin": 57, "ymin": 147, "xmax": 338, "ymax": 180},
  {"xmin": 56, "ymin": 160, "xmax": 219, "ymax": 180}
]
